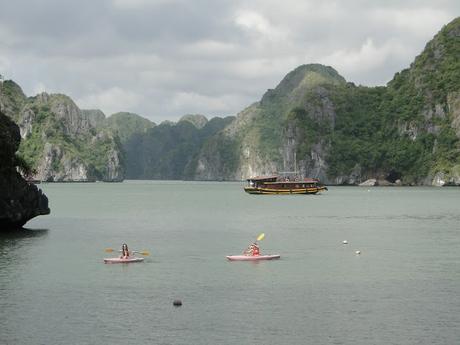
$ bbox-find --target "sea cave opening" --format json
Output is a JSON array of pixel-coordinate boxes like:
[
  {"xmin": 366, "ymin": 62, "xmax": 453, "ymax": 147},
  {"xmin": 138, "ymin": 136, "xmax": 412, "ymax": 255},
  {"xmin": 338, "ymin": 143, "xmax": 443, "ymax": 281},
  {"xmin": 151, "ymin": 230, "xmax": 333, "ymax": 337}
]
[{"xmin": 386, "ymin": 170, "xmax": 402, "ymax": 183}]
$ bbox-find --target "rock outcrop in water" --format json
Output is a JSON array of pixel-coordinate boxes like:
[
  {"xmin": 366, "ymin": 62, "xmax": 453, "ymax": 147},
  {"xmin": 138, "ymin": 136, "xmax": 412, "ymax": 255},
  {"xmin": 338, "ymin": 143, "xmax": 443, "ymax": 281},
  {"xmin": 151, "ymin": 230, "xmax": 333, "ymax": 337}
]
[{"xmin": 0, "ymin": 110, "xmax": 50, "ymax": 228}]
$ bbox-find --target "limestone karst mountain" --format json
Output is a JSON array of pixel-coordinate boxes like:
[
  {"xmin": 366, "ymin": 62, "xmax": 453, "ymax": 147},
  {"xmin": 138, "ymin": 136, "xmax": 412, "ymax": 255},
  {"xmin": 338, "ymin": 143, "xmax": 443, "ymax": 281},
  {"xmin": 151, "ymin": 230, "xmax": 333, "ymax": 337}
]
[
  {"xmin": 195, "ymin": 17, "xmax": 460, "ymax": 185},
  {"xmin": 0, "ymin": 82, "xmax": 124, "ymax": 182}
]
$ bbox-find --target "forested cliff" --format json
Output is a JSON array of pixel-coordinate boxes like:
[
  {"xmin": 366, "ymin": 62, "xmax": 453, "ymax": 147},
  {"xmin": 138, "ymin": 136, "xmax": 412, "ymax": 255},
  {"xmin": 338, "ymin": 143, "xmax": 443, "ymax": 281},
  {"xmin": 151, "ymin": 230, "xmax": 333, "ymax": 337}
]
[{"xmin": 194, "ymin": 17, "xmax": 460, "ymax": 185}]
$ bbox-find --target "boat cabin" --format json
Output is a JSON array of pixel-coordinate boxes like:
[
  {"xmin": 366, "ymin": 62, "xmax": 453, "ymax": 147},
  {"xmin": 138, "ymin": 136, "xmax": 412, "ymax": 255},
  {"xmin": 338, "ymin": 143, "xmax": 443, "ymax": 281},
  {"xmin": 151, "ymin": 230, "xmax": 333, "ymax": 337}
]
[{"xmin": 244, "ymin": 175, "xmax": 327, "ymax": 195}]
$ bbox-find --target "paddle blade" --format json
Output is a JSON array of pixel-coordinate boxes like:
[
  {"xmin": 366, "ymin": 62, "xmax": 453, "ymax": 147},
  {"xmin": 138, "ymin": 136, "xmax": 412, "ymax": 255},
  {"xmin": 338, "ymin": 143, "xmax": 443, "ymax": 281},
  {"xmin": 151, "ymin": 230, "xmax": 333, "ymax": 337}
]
[
  {"xmin": 138, "ymin": 251, "xmax": 150, "ymax": 256},
  {"xmin": 105, "ymin": 248, "xmax": 114, "ymax": 253},
  {"xmin": 257, "ymin": 233, "xmax": 265, "ymax": 241}
]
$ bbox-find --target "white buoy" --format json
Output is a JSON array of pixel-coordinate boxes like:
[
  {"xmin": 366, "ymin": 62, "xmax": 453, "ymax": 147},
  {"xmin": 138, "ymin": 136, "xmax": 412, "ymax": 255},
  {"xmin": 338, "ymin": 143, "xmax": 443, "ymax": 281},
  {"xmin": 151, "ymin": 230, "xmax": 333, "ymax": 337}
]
[
  {"xmin": 355, "ymin": 250, "xmax": 361, "ymax": 255},
  {"xmin": 342, "ymin": 240, "xmax": 348, "ymax": 244}
]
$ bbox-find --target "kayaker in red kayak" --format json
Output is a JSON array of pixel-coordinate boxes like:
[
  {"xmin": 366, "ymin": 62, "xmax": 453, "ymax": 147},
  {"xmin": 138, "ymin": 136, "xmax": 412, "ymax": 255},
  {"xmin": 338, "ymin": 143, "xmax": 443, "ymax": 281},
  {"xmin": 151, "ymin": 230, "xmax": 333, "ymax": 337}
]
[{"xmin": 120, "ymin": 243, "xmax": 130, "ymax": 259}]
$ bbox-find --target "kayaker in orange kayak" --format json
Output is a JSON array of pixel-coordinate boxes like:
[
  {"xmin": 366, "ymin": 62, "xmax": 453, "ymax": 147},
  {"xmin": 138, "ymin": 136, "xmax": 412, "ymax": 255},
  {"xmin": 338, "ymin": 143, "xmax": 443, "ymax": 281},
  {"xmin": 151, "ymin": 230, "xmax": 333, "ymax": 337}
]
[{"xmin": 120, "ymin": 243, "xmax": 130, "ymax": 259}]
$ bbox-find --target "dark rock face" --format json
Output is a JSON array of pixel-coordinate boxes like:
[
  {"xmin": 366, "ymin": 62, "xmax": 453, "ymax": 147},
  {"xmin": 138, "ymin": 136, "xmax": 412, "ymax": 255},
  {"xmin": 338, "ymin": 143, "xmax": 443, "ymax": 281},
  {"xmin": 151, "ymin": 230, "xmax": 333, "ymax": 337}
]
[{"xmin": 0, "ymin": 110, "xmax": 50, "ymax": 229}]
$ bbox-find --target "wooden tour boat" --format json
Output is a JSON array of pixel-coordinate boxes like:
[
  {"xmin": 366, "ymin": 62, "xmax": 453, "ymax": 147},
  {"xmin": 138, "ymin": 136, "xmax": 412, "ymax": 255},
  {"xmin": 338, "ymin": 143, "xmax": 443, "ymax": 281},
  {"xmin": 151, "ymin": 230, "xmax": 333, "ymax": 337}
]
[{"xmin": 244, "ymin": 175, "xmax": 328, "ymax": 195}]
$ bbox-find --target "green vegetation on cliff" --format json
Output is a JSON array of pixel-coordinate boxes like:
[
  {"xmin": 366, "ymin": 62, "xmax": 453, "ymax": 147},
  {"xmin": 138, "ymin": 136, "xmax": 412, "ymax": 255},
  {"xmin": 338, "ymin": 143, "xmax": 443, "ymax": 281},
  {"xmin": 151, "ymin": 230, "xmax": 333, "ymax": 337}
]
[
  {"xmin": 106, "ymin": 112, "xmax": 155, "ymax": 144},
  {"xmin": 325, "ymin": 17, "xmax": 460, "ymax": 183},
  {"xmin": 0, "ymin": 83, "xmax": 125, "ymax": 181},
  {"xmin": 199, "ymin": 18, "xmax": 459, "ymax": 184},
  {"xmin": 125, "ymin": 116, "xmax": 235, "ymax": 179}
]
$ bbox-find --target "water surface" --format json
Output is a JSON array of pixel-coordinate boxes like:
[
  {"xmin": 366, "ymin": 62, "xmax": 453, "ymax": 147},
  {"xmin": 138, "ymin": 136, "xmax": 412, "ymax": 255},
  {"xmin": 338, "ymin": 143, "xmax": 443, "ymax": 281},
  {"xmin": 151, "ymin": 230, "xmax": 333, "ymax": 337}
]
[{"xmin": 1, "ymin": 182, "xmax": 459, "ymax": 344}]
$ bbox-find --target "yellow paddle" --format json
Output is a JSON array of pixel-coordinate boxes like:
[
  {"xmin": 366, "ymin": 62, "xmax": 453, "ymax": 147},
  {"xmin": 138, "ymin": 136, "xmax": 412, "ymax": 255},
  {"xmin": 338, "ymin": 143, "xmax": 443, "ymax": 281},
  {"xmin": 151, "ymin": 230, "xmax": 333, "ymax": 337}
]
[
  {"xmin": 256, "ymin": 233, "xmax": 265, "ymax": 242},
  {"xmin": 133, "ymin": 251, "xmax": 150, "ymax": 256}
]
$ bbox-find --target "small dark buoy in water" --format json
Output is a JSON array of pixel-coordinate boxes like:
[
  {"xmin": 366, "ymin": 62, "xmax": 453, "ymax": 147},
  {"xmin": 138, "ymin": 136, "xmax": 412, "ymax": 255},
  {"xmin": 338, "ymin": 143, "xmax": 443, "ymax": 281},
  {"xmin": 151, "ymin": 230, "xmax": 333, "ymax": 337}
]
[{"xmin": 173, "ymin": 299, "xmax": 182, "ymax": 307}]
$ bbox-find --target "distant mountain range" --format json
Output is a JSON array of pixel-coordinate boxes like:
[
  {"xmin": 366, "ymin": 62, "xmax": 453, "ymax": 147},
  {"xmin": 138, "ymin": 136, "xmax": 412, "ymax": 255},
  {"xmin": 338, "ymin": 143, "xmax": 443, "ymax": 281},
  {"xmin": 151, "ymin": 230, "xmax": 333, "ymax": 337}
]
[
  {"xmin": 124, "ymin": 114, "xmax": 235, "ymax": 180},
  {"xmin": 0, "ymin": 16, "xmax": 459, "ymax": 185}
]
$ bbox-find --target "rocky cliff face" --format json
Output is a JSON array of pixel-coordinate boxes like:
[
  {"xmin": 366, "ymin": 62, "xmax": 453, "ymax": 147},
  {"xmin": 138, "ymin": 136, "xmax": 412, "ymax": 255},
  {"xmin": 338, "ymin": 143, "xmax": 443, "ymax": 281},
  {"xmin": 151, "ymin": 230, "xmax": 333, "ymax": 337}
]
[
  {"xmin": 0, "ymin": 110, "xmax": 49, "ymax": 228},
  {"xmin": 105, "ymin": 111, "xmax": 155, "ymax": 145},
  {"xmin": 0, "ymin": 81, "xmax": 125, "ymax": 182},
  {"xmin": 81, "ymin": 109, "xmax": 106, "ymax": 129},
  {"xmin": 179, "ymin": 114, "xmax": 208, "ymax": 129},
  {"xmin": 124, "ymin": 115, "xmax": 235, "ymax": 180},
  {"xmin": 194, "ymin": 64, "xmax": 346, "ymax": 181}
]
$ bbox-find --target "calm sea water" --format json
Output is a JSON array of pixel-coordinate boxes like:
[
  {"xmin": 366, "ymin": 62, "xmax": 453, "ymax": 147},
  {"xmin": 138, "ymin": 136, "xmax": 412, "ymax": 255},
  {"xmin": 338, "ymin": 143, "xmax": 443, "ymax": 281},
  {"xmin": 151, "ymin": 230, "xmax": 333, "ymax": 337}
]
[{"xmin": 1, "ymin": 182, "xmax": 459, "ymax": 345}]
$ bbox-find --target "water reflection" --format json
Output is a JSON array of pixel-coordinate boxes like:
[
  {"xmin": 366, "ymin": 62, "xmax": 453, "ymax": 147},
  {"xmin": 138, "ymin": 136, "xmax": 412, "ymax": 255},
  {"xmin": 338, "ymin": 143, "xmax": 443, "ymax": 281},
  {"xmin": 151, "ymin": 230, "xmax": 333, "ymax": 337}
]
[
  {"xmin": 0, "ymin": 228, "xmax": 49, "ymax": 261},
  {"xmin": 0, "ymin": 228, "xmax": 49, "ymax": 240}
]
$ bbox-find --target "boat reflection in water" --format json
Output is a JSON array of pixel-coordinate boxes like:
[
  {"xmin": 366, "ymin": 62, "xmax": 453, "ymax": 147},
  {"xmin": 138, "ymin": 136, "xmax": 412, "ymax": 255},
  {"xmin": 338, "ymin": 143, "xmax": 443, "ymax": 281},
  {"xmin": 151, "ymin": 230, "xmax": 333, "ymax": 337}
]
[{"xmin": 244, "ymin": 175, "xmax": 328, "ymax": 195}]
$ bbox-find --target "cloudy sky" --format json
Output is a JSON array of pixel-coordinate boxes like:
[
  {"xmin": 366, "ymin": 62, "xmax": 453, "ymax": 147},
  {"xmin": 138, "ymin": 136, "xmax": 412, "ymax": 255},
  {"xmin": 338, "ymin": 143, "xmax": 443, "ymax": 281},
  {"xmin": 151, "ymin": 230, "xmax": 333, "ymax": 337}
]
[{"xmin": 0, "ymin": 0, "xmax": 458, "ymax": 122}]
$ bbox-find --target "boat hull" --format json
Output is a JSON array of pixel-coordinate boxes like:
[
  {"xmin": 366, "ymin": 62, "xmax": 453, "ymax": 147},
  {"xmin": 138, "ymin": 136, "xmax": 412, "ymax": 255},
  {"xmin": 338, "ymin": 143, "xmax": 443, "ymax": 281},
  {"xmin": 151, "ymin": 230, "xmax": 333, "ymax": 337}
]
[
  {"xmin": 244, "ymin": 186, "xmax": 326, "ymax": 195},
  {"xmin": 226, "ymin": 254, "xmax": 281, "ymax": 261},
  {"xmin": 104, "ymin": 257, "xmax": 144, "ymax": 264}
]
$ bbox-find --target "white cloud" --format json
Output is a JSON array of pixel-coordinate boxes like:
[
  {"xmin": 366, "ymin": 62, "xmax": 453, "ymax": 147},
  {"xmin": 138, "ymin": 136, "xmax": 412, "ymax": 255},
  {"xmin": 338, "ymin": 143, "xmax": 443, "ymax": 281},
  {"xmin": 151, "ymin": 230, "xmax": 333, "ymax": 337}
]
[
  {"xmin": 171, "ymin": 91, "xmax": 240, "ymax": 115},
  {"xmin": 0, "ymin": 56, "xmax": 11, "ymax": 76},
  {"xmin": 234, "ymin": 10, "xmax": 288, "ymax": 41},
  {"xmin": 31, "ymin": 82, "xmax": 48, "ymax": 95},
  {"xmin": 76, "ymin": 87, "xmax": 141, "ymax": 115},
  {"xmin": 229, "ymin": 56, "xmax": 301, "ymax": 80},
  {"xmin": 371, "ymin": 8, "xmax": 453, "ymax": 38},
  {"xmin": 111, "ymin": 0, "xmax": 177, "ymax": 9},
  {"xmin": 322, "ymin": 38, "xmax": 413, "ymax": 77},
  {"xmin": 181, "ymin": 40, "xmax": 238, "ymax": 58},
  {"xmin": 1, "ymin": 0, "xmax": 459, "ymax": 120}
]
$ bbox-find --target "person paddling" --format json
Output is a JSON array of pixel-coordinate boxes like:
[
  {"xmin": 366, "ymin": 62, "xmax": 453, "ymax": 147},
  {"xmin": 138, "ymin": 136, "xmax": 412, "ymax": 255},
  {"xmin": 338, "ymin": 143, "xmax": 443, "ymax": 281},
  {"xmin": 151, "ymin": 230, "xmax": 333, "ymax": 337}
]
[
  {"xmin": 120, "ymin": 243, "xmax": 130, "ymax": 259},
  {"xmin": 243, "ymin": 242, "xmax": 260, "ymax": 256}
]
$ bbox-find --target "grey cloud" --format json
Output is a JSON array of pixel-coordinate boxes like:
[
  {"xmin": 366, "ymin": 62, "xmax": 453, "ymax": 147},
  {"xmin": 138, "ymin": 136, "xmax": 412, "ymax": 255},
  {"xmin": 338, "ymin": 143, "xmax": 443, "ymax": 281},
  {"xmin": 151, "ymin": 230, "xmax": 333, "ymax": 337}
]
[{"xmin": 0, "ymin": 0, "xmax": 458, "ymax": 121}]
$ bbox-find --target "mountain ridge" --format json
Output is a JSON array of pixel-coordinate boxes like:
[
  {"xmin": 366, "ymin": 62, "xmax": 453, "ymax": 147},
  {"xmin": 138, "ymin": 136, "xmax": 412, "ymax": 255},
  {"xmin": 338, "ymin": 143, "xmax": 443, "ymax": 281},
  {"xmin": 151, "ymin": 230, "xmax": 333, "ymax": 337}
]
[
  {"xmin": 1, "ymin": 16, "xmax": 458, "ymax": 185},
  {"xmin": 194, "ymin": 17, "xmax": 460, "ymax": 185}
]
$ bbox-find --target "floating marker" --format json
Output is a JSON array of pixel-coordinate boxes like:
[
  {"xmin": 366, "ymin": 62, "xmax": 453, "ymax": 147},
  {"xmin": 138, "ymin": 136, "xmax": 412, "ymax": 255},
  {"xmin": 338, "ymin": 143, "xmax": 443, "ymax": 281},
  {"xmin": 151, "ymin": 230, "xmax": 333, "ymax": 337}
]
[
  {"xmin": 342, "ymin": 240, "xmax": 348, "ymax": 244},
  {"xmin": 355, "ymin": 250, "xmax": 361, "ymax": 255}
]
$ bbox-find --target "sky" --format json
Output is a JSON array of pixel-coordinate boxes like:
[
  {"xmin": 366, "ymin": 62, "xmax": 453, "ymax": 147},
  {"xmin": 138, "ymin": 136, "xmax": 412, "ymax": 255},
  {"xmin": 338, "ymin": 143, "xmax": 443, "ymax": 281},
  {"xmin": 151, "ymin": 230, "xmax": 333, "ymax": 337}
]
[{"xmin": 0, "ymin": 1, "xmax": 458, "ymax": 123}]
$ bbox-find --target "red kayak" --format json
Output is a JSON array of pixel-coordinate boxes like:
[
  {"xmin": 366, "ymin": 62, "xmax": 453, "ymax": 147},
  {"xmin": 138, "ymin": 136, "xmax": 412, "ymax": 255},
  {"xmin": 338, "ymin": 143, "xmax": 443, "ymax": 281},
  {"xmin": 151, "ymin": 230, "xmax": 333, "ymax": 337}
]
[
  {"xmin": 104, "ymin": 257, "xmax": 144, "ymax": 264},
  {"xmin": 226, "ymin": 254, "xmax": 280, "ymax": 261}
]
